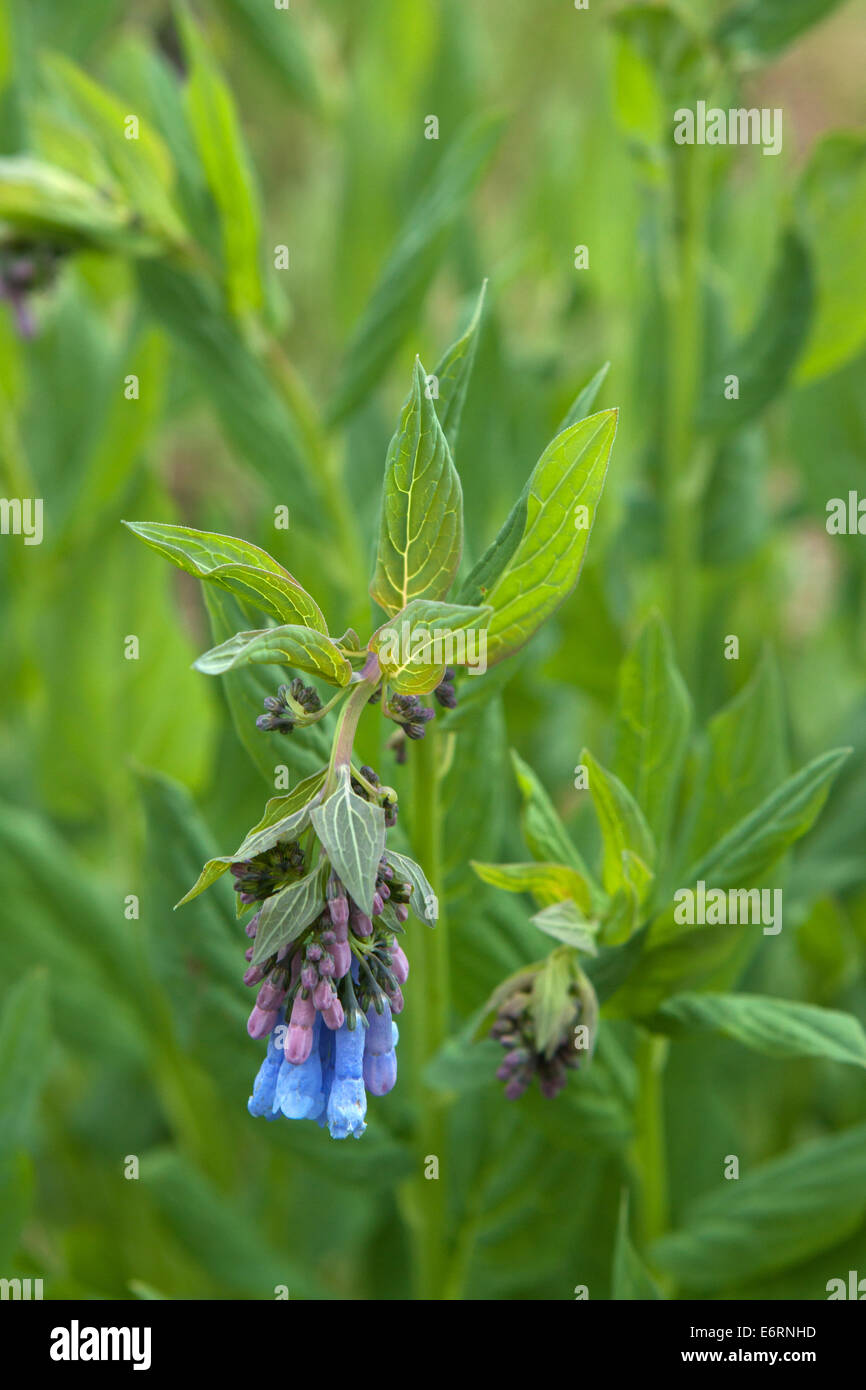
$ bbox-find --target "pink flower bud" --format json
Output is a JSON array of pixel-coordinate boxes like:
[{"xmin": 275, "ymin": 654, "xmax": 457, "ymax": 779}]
[
  {"xmin": 245, "ymin": 914, "xmax": 260, "ymax": 939},
  {"xmin": 332, "ymin": 942, "xmax": 352, "ymax": 979},
  {"xmin": 313, "ymin": 980, "xmax": 334, "ymax": 1011},
  {"xmin": 395, "ymin": 904, "xmax": 409, "ymax": 923},
  {"xmin": 353, "ymin": 911, "xmax": 372, "ymax": 938},
  {"xmin": 244, "ymin": 946, "xmax": 255, "ymax": 962},
  {"xmin": 372, "ymin": 893, "xmax": 384, "ymax": 917},
  {"xmin": 285, "ymin": 1023, "xmax": 313, "ymax": 1064},
  {"xmin": 301, "ymin": 965, "xmax": 317, "ymax": 991},
  {"xmin": 390, "ymin": 943, "xmax": 410, "ymax": 984},
  {"xmin": 243, "ymin": 963, "xmax": 264, "ymax": 986},
  {"xmin": 323, "ymin": 999, "xmax": 345, "ymax": 1030},
  {"xmin": 256, "ymin": 979, "xmax": 287, "ymax": 1011},
  {"xmin": 247, "ymin": 1005, "xmax": 278, "ymax": 1039},
  {"xmin": 387, "ymin": 986, "xmax": 404, "ymax": 1015}
]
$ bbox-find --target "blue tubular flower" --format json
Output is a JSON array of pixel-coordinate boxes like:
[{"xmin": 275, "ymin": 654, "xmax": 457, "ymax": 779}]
[
  {"xmin": 362, "ymin": 1000, "xmax": 398, "ymax": 1097},
  {"xmin": 273, "ymin": 1016, "xmax": 327, "ymax": 1120},
  {"xmin": 247, "ymin": 1011, "xmax": 285, "ymax": 1119},
  {"xmin": 326, "ymin": 1019, "xmax": 367, "ymax": 1140}
]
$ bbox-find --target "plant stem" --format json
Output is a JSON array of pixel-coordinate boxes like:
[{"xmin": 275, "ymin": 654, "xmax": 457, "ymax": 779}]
[
  {"xmin": 631, "ymin": 1031, "xmax": 670, "ymax": 1248},
  {"xmin": 408, "ymin": 719, "xmax": 451, "ymax": 1300},
  {"xmin": 662, "ymin": 144, "xmax": 708, "ymax": 683}
]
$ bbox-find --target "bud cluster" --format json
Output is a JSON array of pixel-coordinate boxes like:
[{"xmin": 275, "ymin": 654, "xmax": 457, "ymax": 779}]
[
  {"xmin": 490, "ymin": 976, "xmax": 593, "ymax": 1101},
  {"xmin": 230, "ymin": 841, "xmax": 305, "ymax": 904},
  {"xmin": 256, "ymin": 678, "xmax": 323, "ymax": 734}
]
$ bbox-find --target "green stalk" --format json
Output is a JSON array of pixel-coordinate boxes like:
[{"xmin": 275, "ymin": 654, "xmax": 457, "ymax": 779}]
[
  {"xmin": 408, "ymin": 719, "xmax": 451, "ymax": 1300},
  {"xmin": 631, "ymin": 1031, "xmax": 670, "ymax": 1248},
  {"xmin": 662, "ymin": 143, "xmax": 708, "ymax": 682}
]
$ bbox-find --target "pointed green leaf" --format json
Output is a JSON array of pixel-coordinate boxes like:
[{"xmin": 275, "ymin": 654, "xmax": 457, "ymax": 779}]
[
  {"xmin": 471, "ymin": 860, "xmax": 593, "ymax": 916},
  {"xmin": 530, "ymin": 901, "xmax": 599, "ymax": 954},
  {"xmin": 483, "ymin": 410, "xmax": 617, "ymax": 665},
  {"xmin": 177, "ymin": 4, "xmax": 263, "ymax": 318},
  {"xmin": 370, "ymin": 598, "xmax": 490, "ymax": 694},
  {"xmin": 193, "ymin": 625, "xmax": 352, "ymax": 687},
  {"xmin": 612, "ymin": 614, "xmax": 691, "ymax": 852},
  {"xmin": 252, "ymin": 865, "xmax": 326, "ymax": 965},
  {"xmin": 583, "ymin": 750, "xmax": 656, "ymax": 896},
  {"xmin": 715, "ymin": 0, "xmax": 845, "ymax": 60},
  {"xmin": 686, "ymin": 748, "xmax": 851, "ymax": 888},
  {"xmin": 652, "ymin": 1122, "xmax": 866, "ymax": 1290},
  {"xmin": 176, "ymin": 768, "xmax": 328, "ymax": 907},
  {"xmin": 797, "ymin": 132, "xmax": 866, "ymax": 380},
  {"xmin": 510, "ymin": 749, "xmax": 591, "ymax": 880},
  {"xmin": 430, "ymin": 281, "xmax": 486, "ymax": 452},
  {"xmin": 382, "ymin": 849, "xmax": 438, "ymax": 925},
  {"xmin": 650, "ymin": 992, "xmax": 866, "ymax": 1069},
  {"xmin": 0, "ymin": 155, "xmax": 164, "ymax": 255},
  {"xmin": 122, "ymin": 521, "xmax": 327, "ymax": 631},
  {"xmin": 556, "ymin": 361, "xmax": 611, "ymax": 433},
  {"xmin": 698, "ymin": 232, "xmax": 813, "ymax": 431},
  {"xmin": 310, "ymin": 766, "xmax": 386, "ymax": 916},
  {"xmin": 328, "ymin": 113, "xmax": 503, "ymax": 420},
  {"xmin": 370, "ymin": 357, "xmax": 463, "ymax": 616}
]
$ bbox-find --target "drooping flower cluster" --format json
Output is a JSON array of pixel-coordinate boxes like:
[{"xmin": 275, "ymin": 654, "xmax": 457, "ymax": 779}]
[
  {"xmin": 489, "ymin": 965, "xmax": 598, "ymax": 1101},
  {"xmin": 243, "ymin": 853, "xmax": 413, "ymax": 1139},
  {"xmin": 255, "ymin": 678, "xmax": 322, "ymax": 734}
]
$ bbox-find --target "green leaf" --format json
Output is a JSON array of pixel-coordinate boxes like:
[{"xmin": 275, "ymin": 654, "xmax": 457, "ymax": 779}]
[
  {"xmin": 612, "ymin": 614, "xmax": 691, "ymax": 853},
  {"xmin": 382, "ymin": 849, "xmax": 439, "ymax": 925},
  {"xmin": 715, "ymin": 0, "xmax": 845, "ymax": 60},
  {"xmin": 252, "ymin": 865, "xmax": 326, "ymax": 965},
  {"xmin": 194, "ymin": 624, "xmax": 352, "ymax": 687},
  {"xmin": 136, "ymin": 262, "xmax": 317, "ymax": 517},
  {"xmin": 310, "ymin": 766, "xmax": 386, "ymax": 917},
  {"xmin": 583, "ymin": 750, "xmax": 656, "ymax": 896},
  {"xmin": 483, "ymin": 410, "xmax": 617, "ymax": 665},
  {"xmin": 430, "ymin": 281, "xmax": 486, "ymax": 453},
  {"xmin": 122, "ymin": 521, "xmax": 327, "ymax": 630},
  {"xmin": 370, "ymin": 357, "xmax": 463, "ymax": 616},
  {"xmin": 370, "ymin": 597, "xmax": 490, "ymax": 694},
  {"xmin": 458, "ymin": 370, "xmax": 612, "ymax": 609},
  {"xmin": 328, "ymin": 112, "xmax": 503, "ymax": 420},
  {"xmin": 652, "ymin": 1122, "xmax": 866, "ymax": 1291},
  {"xmin": 0, "ymin": 155, "xmax": 166, "ymax": 256},
  {"xmin": 176, "ymin": 767, "xmax": 328, "ymax": 907},
  {"xmin": 510, "ymin": 749, "xmax": 590, "ymax": 879},
  {"xmin": 177, "ymin": 4, "xmax": 263, "ymax": 319},
  {"xmin": 649, "ymin": 992, "xmax": 866, "ymax": 1069},
  {"xmin": 202, "ymin": 587, "xmax": 328, "ymax": 785},
  {"xmin": 797, "ymin": 133, "xmax": 866, "ymax": 380},
  {"xmin": 556, "ymin": 361, "xmax": 611, "ymax": 433},
  {"xmin": 602, "ymin": 850, "xmax": 655, "ymax": 947},
  {"xmin": 215, "ymin": 0, "xmax": 320, "ymax": 109},
  {"xmin": 0, "ymin": 970, "xmax": 51, "ymax": 1164},
  {"xmin": 471, "ymin": 860, "xmax": 593, "ymax": 917},
  {"xmin": 43, "ymin": 53, "xmax": 187, "ymax": 247},
  {"xmin": 683, "ymin": 653, "xmax": 786, "ymax": 867},
  {"xmin": 686, "ymin": 748, "xmax": 850, "ymax": 888},
  {"xmin": 529, "ymin": 950, "xmax": 578, "ymax": 1059},
  {"xmin": 530, "ymin": 901, "xmax": 598, "ymax": 954},
  {"xmin": 612, "ymin": 1195, "xmax": 665, "ymax": 1300},
  {"xmin": 698, "ymin": 232, "xmax": 813, "ymax": 431}
]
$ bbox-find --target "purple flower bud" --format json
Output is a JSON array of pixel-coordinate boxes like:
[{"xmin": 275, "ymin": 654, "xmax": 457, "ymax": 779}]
[
  {"xmin": 285, "ymin": 991, "xmax": 316, "ymax": 1062},
  {"xmin": 372, "ymin": 892, "xmax": 384, "ymax": 917},
  {"xmin": 363, "ymin": 1050, "xmax": 397, "ymax": 1096},
  {"xmin": 395, "ymin": 903, "xmax": 409, "ymax": 923},
  {"xmin": 323, "ymin": 999, "xmax": 345, "ymax": 1031},
  {"xmin": 306, "ymin": 944, "xmax": 323, "ymax": 963},
  {"xmin": 313, "ymin": 980, "xmax": 335, "ymax": 1011},
  {"xmin": 318, "ymin": 953, "xmax": 336, "ymax": 978},
  {"xmin": 301, "ymin": 965, "xmax": 317, "ymax": 991},
  {"xmin": 245, "ymin": 913, "xmax": 260, "ymax": 939},
  {"xmin": 387, "ymin": 985, "xmax": 404, "ymax": 1015},
  {"xmin": 244, "ymin": 946, "xmax": 255, "ymax": 962},
  {"xmin": 247, "ymin": 1005, "xmax": 279, "ymax": 1039},
  {"xmin": 329, "ymin": 894, "xmax": 349, "ymax": 928},
  {"xmin": 352, "ymin": 911, "xmax": 372, "ymax": 938},
  {"xmin": 332, "ymin": 942, "xmax": 352, "ymax": 979},
  {"xmin": 243, "ymin": 963, "xmax": 264, "ymax": 986},
  {"xmin": 390, "ymin": 943, "xmax": 410, "ymax": 984},
  {"xmin": 256, "ymin": 979, "xmax": 287, "ymax": 1011}
]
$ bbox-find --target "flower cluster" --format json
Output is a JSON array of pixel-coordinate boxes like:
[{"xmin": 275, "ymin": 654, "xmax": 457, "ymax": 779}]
[
  {"xmin": 489, "ymin": 967, "xmax": 597, "ymax": 1101},
  {"xmin": 256, "ymin": 678, "xmax": 323, "ymax": 734},
  {"xmin": 230, "ymin": 841, "xmax": 305, "ymax": 904}
]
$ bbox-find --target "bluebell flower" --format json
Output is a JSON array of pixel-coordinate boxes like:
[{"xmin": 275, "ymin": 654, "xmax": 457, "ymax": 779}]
[
  {"xmin": 273, "ymin": 1015, "xmax": 327, "ymax": 1120},
  {"xmin": 247, "ymin": 1010, "xmax": 285, "ymax": 1119},
  {"xmin": 326, "ymin": 1018, "xmax": 367, "ymax": 1139},
  {"xmin": 362, "ymin": 999, "xmax": 398, "ymax": 1097}
]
